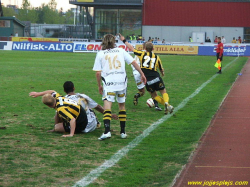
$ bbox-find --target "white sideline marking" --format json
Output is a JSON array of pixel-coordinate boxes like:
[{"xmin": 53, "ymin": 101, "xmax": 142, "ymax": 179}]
[{"xmin": 73, "ymin": 57, "xmax": 239, "ymax": 187}]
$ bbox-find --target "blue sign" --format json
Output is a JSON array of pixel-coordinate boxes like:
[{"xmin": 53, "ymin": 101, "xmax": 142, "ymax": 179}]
[
  {"xmin": 12, "ymin": 42, "xmax": 74, "ymax": 52},
  {"xmin": 198, "ymin": 45, "xmax": 250, "ymax": 56}
]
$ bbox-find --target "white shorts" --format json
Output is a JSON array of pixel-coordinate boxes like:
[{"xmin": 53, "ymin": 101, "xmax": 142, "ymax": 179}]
[
  {"xmin": 102, "ymin": 89, "xmax": 127, "ymax": 103},
  {"xmin": 83, "ymin": 111, "xmax": 97, "ymax": 133},
  {"xmin": 133, "ymin": 71, "xmax": 145, "ymax": 90}
]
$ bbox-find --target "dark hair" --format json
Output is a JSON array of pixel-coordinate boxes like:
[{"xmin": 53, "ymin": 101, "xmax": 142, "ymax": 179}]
[{"xmin": 63, "ymin": 81, "xmax": 74, "ymax": 93}]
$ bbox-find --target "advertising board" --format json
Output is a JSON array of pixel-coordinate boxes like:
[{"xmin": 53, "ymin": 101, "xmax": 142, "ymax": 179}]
[{"xmin": 12, "ymin": 42, "xmax": 74, "ymax": 52}]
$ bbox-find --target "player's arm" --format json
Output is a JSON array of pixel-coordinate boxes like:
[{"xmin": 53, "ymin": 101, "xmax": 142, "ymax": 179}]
[
  {"xmin": 95, "ymin": 71, "xmax": 103, "ymax": 95},
  {"xmin": 29, "ymin": 90, "xmax": 56, "ymax": 97},
  {"xmin": 158, "ymin": 57, "xmax": 165, "ymax": 77},
  {"xmin": 62, "ymin": 118, "xmax": 76, "ymax": 137},
  {"xmin": 119, "ymin": 33, "xmax": 135, "ymax": 51},
  {"xmin": 131, "ymin": 60, "xmax": 147, "ymax": 84}
]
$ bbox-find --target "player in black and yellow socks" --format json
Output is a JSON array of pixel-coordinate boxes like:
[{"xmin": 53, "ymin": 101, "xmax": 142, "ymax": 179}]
[
  {"xmin": 120, "ymin": 33, "xmax": 174, "ymax": 115},
  {"xmin": 132, "ymin": 43, "xmax": 162, "ymax": 111},
  {"xmin": 119, "ymin": 110, "xmax": 126, "ymax": 137},
  {"xmin": 93, "ymin": 34, "xmax": 146, "ymax": 140}
]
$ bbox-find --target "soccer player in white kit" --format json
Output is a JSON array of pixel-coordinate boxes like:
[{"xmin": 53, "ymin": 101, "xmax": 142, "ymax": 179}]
[
  {"xmin": 63, "ymin": 81, "xmax": 118, "ymax": 133},
  {"xmin": 93, "ymin": 34, "xmax": 147, "ymax": 140}
]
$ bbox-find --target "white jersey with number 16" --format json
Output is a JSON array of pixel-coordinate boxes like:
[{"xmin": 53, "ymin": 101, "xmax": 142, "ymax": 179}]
[{"xmin": 93, "ymin": 48, "xmax": 134, "ymax": 92}]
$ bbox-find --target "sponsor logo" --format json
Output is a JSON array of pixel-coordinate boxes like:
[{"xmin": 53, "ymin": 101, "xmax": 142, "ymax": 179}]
[
  {"xmin": 74, "ymin": 43, "xmax": 133, "ymax": 52},
  {"xmin": 106, "ymin": 82, "xmax": 125, "ymax": 86},
  {"xmin": 213, "ymin": 47, "xmax": 247, "ymax": 53},
  {"xmin": 147, "ymin": 77, "xmax": 160, "ymax": 85},
  {"xmin": 12, "ymin": 42, "xmax": 73, "ymax": 52},
  {"xmin": 198, "ymin": 46, "xmax": 250, "ymax": 56}
]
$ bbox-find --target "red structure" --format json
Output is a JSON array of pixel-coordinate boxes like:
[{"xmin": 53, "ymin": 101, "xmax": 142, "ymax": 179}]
[{"xmin": 143, "ymin": 0, "xmax": 250, "ymax": 27}]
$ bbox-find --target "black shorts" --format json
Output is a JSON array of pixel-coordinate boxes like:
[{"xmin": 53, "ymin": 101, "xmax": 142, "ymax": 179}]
[
  {"xmin": 146, "ymin": 76, "xmax": 165, "ymax": 93},
  {"xmin": 63, "ymin": 106, "xmax": 88, "ymax": 133},
  {"xmin": 217, "ymin": 53, "xmax": 223, "ymax": 61}
]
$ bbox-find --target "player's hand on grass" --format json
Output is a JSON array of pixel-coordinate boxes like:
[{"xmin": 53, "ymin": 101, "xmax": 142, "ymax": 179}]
[
  {"xmin": 47, "ymin": 129, "xmax": 55, "ymax": 132},
  {"xmin": 62, "ymin": 134, "xmax": 73, "ymax": 137}
]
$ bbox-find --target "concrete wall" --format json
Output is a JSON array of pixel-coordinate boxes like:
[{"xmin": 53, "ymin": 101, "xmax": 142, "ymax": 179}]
[{"xmin": 142, "ymin": 26, "xmax": 244, "ymax": 43}]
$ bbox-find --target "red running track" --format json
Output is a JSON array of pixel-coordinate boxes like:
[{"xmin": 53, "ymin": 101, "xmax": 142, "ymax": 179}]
[{"xmin": 173, "ymin": 59, "xmax": 250, "ymax": 187}]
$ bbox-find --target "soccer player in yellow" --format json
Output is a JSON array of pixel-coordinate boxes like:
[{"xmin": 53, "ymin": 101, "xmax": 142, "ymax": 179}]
[
  {"xmin": 119, "ymin": 33, "xmax": 174, "ymax": 115},
  {"xmin": 29, "ymin": 90, "xmax": 88, "ymax": 137}
]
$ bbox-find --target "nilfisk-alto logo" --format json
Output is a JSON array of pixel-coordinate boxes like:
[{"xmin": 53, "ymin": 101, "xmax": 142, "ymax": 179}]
[{"xmin": 12, "ymin": 42, "xmax": 74, "ymax": 52}]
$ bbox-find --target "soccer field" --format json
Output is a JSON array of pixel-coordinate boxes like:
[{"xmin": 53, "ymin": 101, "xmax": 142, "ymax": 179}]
[{"xmin": 0, "ymin": 51, "xmax": 247, "ymax": 187}]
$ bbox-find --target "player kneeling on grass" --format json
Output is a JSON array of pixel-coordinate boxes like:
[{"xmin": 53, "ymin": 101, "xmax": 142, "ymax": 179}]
[
  {"xmin": 29, "ymin": 90, "xmax": 88, "ymax": 137},
  {"xmin": 63, "ymin": 81, "xmax": 118, "ymax": 131},
  {"xmin": 132, "ymin": 42, "xmax": 162, "ymax": 111},
  {"xmin": 93, "ymin": 34, "xmax": 147, "ymax": 140},
  {"xmin": 120, "ymin": 33, "xmax": 174, "ymax": 115}
]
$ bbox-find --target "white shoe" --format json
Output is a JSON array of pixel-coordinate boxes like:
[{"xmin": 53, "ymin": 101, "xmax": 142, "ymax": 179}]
[
  {"xmin": 121, "ymin": 133, "xmax": 127, "ymax": 139},
  {"xmin": 167, "ymin": 105, "xmax": 174, "ymax": 114},
  {"xmin": 164, "ymin": 102, "xmax": 174, "ymax": 115},
  {"xmin": 98, "ymin": 132, "xmax": 111, "ymax": 140}
]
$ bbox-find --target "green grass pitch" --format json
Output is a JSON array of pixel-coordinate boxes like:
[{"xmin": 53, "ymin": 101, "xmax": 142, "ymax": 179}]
[{"xmin": 0, "ymin": 50, "xmax": 247, "ymax": 187}]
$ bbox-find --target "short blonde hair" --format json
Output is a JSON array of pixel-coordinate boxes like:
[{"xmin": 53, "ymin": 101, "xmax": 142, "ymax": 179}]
[
  {"xmin": 101, "ymin": 34, "xmax": 116, "ymax": 50},
  {"xmin": 42, "ymin": 94, "xmax": 55, "ymax": 107}
]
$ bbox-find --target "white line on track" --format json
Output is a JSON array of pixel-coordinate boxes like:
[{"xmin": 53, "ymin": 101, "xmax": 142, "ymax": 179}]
[{"xmin": 73, "ymin": 57, "xmax": 239, "ymax": 187}]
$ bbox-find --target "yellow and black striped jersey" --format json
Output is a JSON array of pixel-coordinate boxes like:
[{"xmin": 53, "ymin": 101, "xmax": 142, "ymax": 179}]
[
  {"xmin": 133, "ymin": 49, "xmax": 164, "ymax": 77},
  {"xmin": 52, "ymin": 92, "xmax": 81, "ymax": 123}
]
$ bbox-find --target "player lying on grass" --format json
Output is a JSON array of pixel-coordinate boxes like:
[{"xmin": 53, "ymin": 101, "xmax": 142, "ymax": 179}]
[
  {"xmin": 61, "ymin": 81, "xmax": 118, "ymax": 132},
  {"xmin": 132, "ymin": 42, "xmax": 162, "ymax": 111},
  {"xmin": 93, "ymin": 34, "xmax": 147, "ymax": 140},
  {"xmin": 29, "ymin": 90, "xmax": 89, "ymax": 137},
  {"xmin": 119, "ymin": 33, "xmax": 174, "ymax": 115}
]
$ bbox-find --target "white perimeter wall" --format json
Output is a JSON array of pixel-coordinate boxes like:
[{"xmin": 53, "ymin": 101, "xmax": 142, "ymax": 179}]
[{"xmin": 142, "ymin": 26, "xmax": 244, "ymax": 43}]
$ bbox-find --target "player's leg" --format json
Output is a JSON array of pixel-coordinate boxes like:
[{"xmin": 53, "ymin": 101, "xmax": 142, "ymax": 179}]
[
  {"xmin": 133, "ymin": 75, "xmax": 145, "ymax": 106},
  {"xmin": 103, "ymin": 100, "xmax": 112, "ymax": 133},
  {"xmin": 117, "ymin": 89, "xmax": 127, "ymax": 139},
  {"xmin": 149, "ymin": 91, "xmax": 162, "ymax": 111},
  {"xmin": 134, "ymin": 87, "xmax": 145, "ymax": 105},
  {"xmin": 54, "ymin": 122, "xmax": 66, "ymax": 133},
  {"xmin": 48, "ymin": 112, "xmax": 63, "ymax": 132},
  {"xmin": 159, "ymin": 89, "xmax": 174, "ymax": 115},
  {"xmin": 153, "ymin": 99, "xmax": 162, "ymax": 111},
  {"xmin": 154, "ymin": 77, "xmax": 173, "ymax": 114},
  {"xmin": 98, "ymin": 91, "xmax": 114, "ymax": 140}
]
